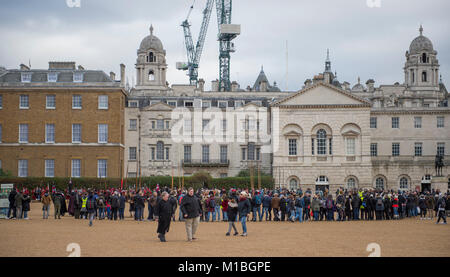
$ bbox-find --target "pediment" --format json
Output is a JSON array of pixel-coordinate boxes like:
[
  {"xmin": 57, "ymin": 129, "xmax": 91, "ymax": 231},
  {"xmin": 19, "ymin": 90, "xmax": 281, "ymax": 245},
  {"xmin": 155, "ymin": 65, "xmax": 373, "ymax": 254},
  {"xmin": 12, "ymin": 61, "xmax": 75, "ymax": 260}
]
[
  {"xmin": 143, "ymin": 102, "xmax": 174, "ymax": 111},
  {"xmin": 273, "ymin": 83, "xmax": 371, "ymax": 107}
]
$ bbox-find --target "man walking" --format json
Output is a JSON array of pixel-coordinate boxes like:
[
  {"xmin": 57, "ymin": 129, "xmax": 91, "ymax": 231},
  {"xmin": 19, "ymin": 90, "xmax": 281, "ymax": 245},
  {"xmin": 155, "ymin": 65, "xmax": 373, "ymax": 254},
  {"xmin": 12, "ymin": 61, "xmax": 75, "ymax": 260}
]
[
  {"xmin": 111, "ymin": 191, "xmax": 119, "ymax": 220},
  {"xmin": 14, "ymin": 190, "xmax": 25, "ymax": 220},
  {"xmin": 436, "ymin": 194, "xmax": 447, "ymax": 224},
  {"xmin": 180, "ymin": 187, "xmax": 202, "ymax": 242},
  {"xmin": 155, "ymin": 192, "xmax": 173, "ymax": 242},
  {"xmin": 86, "ymin": 190, "xmax": 97, "ymax": 227},
  {"xmin": 8, "ymin": 188, "xmax": 17, "ymax": 219},
  {"xmin": 41, "ymin": 191, "xmax": 52, "ymax": 219}
]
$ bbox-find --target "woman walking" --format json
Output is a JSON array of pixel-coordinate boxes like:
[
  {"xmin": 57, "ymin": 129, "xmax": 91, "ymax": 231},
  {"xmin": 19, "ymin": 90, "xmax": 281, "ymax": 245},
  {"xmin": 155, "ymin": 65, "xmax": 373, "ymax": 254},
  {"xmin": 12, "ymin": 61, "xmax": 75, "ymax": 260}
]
[
  {"xmin": 155, "ymin": 192, "xmax": 173, "ymax": 242},
  {"xmin": 226, "ymin": 198, "xmax": 239, "ymax": 236}
]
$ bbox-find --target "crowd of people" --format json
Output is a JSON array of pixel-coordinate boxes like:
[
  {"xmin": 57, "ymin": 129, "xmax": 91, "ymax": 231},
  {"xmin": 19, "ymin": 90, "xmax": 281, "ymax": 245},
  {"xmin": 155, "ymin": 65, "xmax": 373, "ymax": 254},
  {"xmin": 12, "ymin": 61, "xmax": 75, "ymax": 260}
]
[{"xmin": 6, "ymin": 185, "xmax": 449, "ymax": 241}]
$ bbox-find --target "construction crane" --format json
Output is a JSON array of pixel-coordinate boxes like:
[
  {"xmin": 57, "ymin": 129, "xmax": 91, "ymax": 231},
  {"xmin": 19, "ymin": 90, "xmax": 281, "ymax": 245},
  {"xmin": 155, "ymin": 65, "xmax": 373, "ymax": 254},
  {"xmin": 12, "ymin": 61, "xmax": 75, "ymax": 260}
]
[
  {"xmin": 177, "ymin": 0, "xmax": 214, "ymax": 86},
  {"xmin": 216, "ymin": 0, "xmax": 240, "ymax": 91},
  {"xmin": 178, "ymin": 0, "xmax": 240, "ymax": 91}
]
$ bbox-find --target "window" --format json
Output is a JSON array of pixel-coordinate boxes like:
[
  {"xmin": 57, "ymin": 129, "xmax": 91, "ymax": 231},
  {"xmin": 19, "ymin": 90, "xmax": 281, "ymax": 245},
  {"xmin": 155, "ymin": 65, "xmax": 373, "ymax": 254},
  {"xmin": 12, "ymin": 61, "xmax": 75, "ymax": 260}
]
[
  {"xmin": 241, "ymin": 148, "xmax": 246, "ymax": 160},
  {"xmin": 437, "ymin": 143, "xmax": 445, "ymax": 156},
  {"xmin": 202, "ymin": 119, "xmax": 210, "ymax": 131},
  {"xmin": 45, "ymin": 124, "xmax": 55, "ymax": 143},
  {"xmin": 392, "ymin": 117, "xmax": 399, "ymax": 128},
  {"xmin": 19, "ymin": 95, "xmax": 29, "ymax": 109},
  {"xmin": 72, "ymin": 124, "xmax": 81, "ymax": 143},
  {"xmin": 392, "ymin": 143, "xmax": 400, "ymax": 156},
  {"xmin": 311, "ymin": 138, "xmax": 314, "ymax": 155},
  {"xmin": 220, "ymin": 145, "xmax": 228, "ymax": 163},
  {"xmin": 98, "ymin": 95, "xmax": 108, "ymax": 109},
  {"xmin": 347, "ymin": 178, "xmax": 356, "ymax": 190},
  {"xmin": 46, "ymin": 95, "xmax": 56, "ymax": 109},
  {"xmin": 98, "ymin": 124, "xmax": 108, "ymax": 143},
  {"xmin": 165, "ymin": 147, "xmax": 170, "ymax": 160},
  {"xmin": 19, "ymin": 124, "xmax": 28, "ymax": 143},
  {"xmin": 288, "ymin": 139, "xmax": 297, "ymax": 156},
  {"xmin": 21, "ymin": 73, "xmax": 32, "ymax": 83},
  {"xmin": 97, "ymin": 160, "xmax": 107, "ymax": 178},
  {"xmin": 129, "ymin": 147, "xmax": 137, "ymax": 160},
  {"xmin": 157, "ymin": 119, "xmax": 164, "ymax": 130},
  {"xmin": 151, "ymin": 147, "xmax": 155, "ymax": 160},
  {"xmin": 248, "ymin": 143, "xmax": 255, "ymax": 160},
  {"xmin": 422, "ymin": 53, "xmax": 427, "ymax": 63},
  {"xmin": 437, "ymin": 116, "xmax": 444, "ymax": 128},
  {"xmin": 414, "ymin": 117, "xmax": 422, "ymax": 128},
  {"xmin": 148, "ymin": 70, "xmax": 155, "ymax": 81},
  {"xmin": 414, "ymin": 142, "xmax": 423, "ymax": 156},
  {"xmin": 218, "ymin": 101, "xmax": 228, "ymax": 108},
  {"xmin": 289, "ymin": 179, "xmax": 298, "ymax": 190},
  {"xmin": 400, "ymin": 177, "xmax": 409, "ymax": 191},
  {"xmin": 72, "ymin": 95, "xmax": 82, "ymax": 109},
  {"xmin": 375, "ymin": 177, "xmax": 384, "ymax": 190},
  {"xmin": 256, "ymin": 148, "xmax": 261, "ymax": 161},
  {"xmin": 184, "ymin": 145, "xmax": 191, "ymax": 163},
  {"xmin": 317, "ymin": 129, "xmax": 327, "ymax": 155},
  {"xmin": 73, "ymin": 72, "xmax": 83, "ymax": 83},
  {"xmin": 346, "ymin": 138, "xmax": 355, "ymax": 155},
  {"xmin": 248, "ymin": 119, "xmax": 256, "ymax": 130},
  {"xmin": 370, "ymin": 143, "xmax": 378, "ymax": 157},
  {"xmin": 156, "ymin": 141, "xmax": 164, "ymax": 160},
  {"xmin": 45, "ymin": 159, "xmax": 54, "ymax": 177},
  {"xmin": 48, "ymin": 73, "xmax": 58, "ymax": 82},
  {"xmin": 422, "ymin": 71, "xmax": 427, "ymax": 82},
  {"xmin": 148, "ymin": 52, "xmax": 155, "ymax": 62},
  {"xmin": 18, "ymin": 160, "xmax": 28, "ymax": 177},
  {"xmin": 184, "ymin": 101, "xmax": 193, "ymax": 107},
  {"xmin": 235, "ymin": 100, "xmax": 244, "ymax": 108},
  {"xmin": 202, "ymin": 101, "xmax": 211, "ymax": 108},
  {"xmin": 129, "ymin": 101, "xmax": 138, "ymax": 108},
  {"xmin": 129, "ymin": 119, "xmax": 137, "ymax": 130},
  {"xmin": 167, "ymin": 101, "xmax": 177, "ymax": 107},
  {"xmin": 329, "ymin": 138, "xmax": 333, "ymax": 155},
  {"xmin": 370, "ymin": 117, "xmax": 377, "ymax": 129},
  {"xmin": 220, "ymin": 173, "xmax": 228, "ymax": 178},
  {"xmin": 221, "ymin": 119, "xmax": 227, "ymax": 131},
  {"xmin": 151, "ymin": 121, "xmax": 155, "ymax": 129},
  {"xmin": 202, "ymin": 145, "xmax": 210, "ymax": 163}
]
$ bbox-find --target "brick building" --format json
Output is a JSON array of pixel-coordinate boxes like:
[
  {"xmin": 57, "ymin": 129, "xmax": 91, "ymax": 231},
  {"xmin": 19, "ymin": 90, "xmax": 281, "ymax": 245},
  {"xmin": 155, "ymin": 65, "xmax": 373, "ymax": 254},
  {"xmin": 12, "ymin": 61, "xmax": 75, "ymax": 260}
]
[{"xmin": 0, "ymin": 62, "xmax": 127, "ymax": 178}]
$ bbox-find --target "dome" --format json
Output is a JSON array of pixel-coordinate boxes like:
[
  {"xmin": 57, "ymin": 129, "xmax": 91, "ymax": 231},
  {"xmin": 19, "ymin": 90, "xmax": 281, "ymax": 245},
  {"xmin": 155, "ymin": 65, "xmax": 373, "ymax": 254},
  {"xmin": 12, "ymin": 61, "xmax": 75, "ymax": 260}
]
[
  {"xmin": 351, "ymin": 77, "xmax": 365, "ymax": 92},
  {"xmin": 139, "ymin": 25, "xmax": 164, "ymax": 52},
  {"xmin": 409, "ymin": 25, "xmax": 433, "ymax": 54}
]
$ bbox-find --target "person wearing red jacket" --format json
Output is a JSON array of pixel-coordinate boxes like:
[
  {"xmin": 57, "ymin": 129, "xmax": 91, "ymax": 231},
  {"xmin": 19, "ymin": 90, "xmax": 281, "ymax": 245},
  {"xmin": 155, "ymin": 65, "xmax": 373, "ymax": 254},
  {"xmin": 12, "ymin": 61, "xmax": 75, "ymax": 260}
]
[
  {"xmin": 222, "ymin": 195, "xmax": 229, "ymax": 222},
  {"xmin": 392, "ymin": 195, "xmax": 399, "ymax": 219}
]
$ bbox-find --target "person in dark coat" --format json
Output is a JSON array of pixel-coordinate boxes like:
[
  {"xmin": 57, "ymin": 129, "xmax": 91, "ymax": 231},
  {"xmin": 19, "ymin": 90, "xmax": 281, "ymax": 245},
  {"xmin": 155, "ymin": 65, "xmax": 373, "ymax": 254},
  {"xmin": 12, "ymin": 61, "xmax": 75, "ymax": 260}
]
[
  {"xmin": 68, "ymin": 191, "xmax": 75, "ymax": 216},
  {"xmin": 60, "ymin": 192, "xmax": 67, "ymax": 216},
  {"xmin": 119, "ymin": 192, "xmax": 126, "ymax": 220},
  {"xmin": 155, "ymin": 192, "xmax": 173, "ymax": 242},
  {"xmin": 22, "ymin": 192, "xmax": 31, "ymax": 219},
  {"xmin": 237, "ymin": 192, "xmax": 251, "ymax": 237},
  {"xmin": 86, "ymin": 191, "xmax": 97, "ymax": 227},
  {"xmin": 226, "ymin": 198, "xmax": 239, "ymax": 236},
  {"xmin": 180, "ymin": 187, "xmax": 202, "ymax": 242},
  {"xmin": 15, "ymin": 191, "xmax": 25, "ymax": 219},
  {"xmin": 8, "ymin": 188, "xmax": 17, "ymax": 219},
  {"xmin": 169, "ymin": 192, "xmax": 178, "ymax": 222}
]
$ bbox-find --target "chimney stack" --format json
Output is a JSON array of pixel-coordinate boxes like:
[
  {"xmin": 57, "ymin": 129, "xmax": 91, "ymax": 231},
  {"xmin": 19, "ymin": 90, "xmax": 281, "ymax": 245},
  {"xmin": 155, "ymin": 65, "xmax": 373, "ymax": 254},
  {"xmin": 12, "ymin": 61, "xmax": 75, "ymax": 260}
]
[
  {"xmin": 198, "ymin": 78, "xmax": 205, "ymax": 92},
  {"xmin": 120, "ymin": 64, "xmax": 126, "ymax": 87},
  {"xmin": 231, "ymin": 81, "xmax": 239, "ymax": 92},
  {"xmin": 366, "ymin": 79, "xmax": 375, "ymax": 92},
  {"xmin": 211, "ymin": 79, "xmax": 219, "ymax": 92},
  {"xmin": 110, "ymin": 72, "xmax": 116, "ymax": 81}
]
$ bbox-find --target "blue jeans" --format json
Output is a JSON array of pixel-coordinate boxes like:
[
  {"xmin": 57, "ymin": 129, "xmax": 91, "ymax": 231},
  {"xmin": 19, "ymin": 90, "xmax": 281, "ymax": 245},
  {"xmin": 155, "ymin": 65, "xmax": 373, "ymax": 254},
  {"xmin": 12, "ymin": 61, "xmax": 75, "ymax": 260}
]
[
  {"xmin": 263, "ymin": 207, "xmax": 270, "ymax": 220},
  {"xmin": 207, "ymin": 211, "xmax": 215, "ymax": 222},
  {"xmin": 215, "ymin": 206, "xmax": 221, "ymax": 221},
  {"xmin": 43, "ymin": 205, "xmax": 49, "ymax": 219},
  {"xmin": 98, "ymin": 208, "xmax": 105, "ymax": 219},
  {"xmin": 393, "ymin": 207, "xmax": 398, "ymax": 217},
  {"xmin": 252, "ymin": 206, "xmax": 261, "ymax": 221},
  {"xmin": 23, "ymin": 210, "xmax": 28, "ymax": 219},
  {"xmin": 327, "ymin": 209, "xmax": 333, "ymax": 221},
  {"xmin": 353, "ymin": 208, "xmax": 360, "ymax": 220},
  {"xmin": 222, "ymin": 211, "xmax": 228, "ymax": 221},
  {"xmin": 147, "ymin": 205, "xmax": 154, "ymax": 220},
  {"xmin": 119, "ymin": 208, "xmax": 124, "ymax": 219},
  {"xmin": 135, "ymin": 207, "xmax": 143, "ymax": 220},
  {"xmin": 240, "ymin": 216, "xmax": 247, "ymax": 234},
  {"xmin": 295, "ymin": 207, "xmax": 303, "ymax": 222},
  {"xmin": 313, "ymin": 211, "xmax": 319, "ymax": 221}
]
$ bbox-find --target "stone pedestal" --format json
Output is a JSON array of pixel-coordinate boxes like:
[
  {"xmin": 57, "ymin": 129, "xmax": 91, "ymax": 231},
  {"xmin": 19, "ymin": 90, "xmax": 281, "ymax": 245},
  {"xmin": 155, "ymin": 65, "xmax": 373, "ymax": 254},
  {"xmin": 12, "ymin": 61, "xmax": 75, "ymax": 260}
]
[{"xmin": 431, "ymin": 176, "xmax": 448, "ymax": 193}]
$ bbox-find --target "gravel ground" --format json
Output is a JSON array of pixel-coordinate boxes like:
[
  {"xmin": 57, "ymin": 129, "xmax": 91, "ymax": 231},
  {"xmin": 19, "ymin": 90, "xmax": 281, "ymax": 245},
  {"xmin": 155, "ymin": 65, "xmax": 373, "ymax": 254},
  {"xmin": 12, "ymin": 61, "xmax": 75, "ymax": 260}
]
[{"xmin": 0, "ymin": 202, "xmax": 449, "ymax": 257}]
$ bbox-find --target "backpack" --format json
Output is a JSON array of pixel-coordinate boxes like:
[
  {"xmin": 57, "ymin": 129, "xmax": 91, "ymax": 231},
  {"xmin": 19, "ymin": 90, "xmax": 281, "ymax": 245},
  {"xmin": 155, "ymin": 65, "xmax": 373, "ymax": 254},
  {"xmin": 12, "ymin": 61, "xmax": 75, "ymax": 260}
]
[
  {"xmin": 87, "ymin": 198, "xmax": 95, "ymax": 210},
  {"xmin": 326, "ymin": 199, "xmax": 333, "ymax": 209},
  {"xmin": 209, "ymin": 198, "xmax": 216, "ymax": 208},
  {"xmin": 255, "ymin": 195, "xmax": 262, "ymax": 205},
  {"xmin": 376, "ymin": 198, "xmax": 383, "ymax": 207}
]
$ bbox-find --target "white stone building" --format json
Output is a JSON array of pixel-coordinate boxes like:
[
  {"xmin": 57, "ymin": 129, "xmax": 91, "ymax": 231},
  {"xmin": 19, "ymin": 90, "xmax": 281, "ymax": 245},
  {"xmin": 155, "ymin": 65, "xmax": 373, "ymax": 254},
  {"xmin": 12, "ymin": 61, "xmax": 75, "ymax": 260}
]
[{"xmin": 124, "ymin": 25, "xmax": 449, "ymax": 192}]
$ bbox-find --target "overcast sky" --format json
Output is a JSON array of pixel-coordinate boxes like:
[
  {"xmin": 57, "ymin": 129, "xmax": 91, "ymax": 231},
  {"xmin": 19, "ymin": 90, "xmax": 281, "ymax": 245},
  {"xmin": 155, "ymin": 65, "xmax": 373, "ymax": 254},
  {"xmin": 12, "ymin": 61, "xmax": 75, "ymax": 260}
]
[{"xmin": 1, "ymin": 0, "xmax": 449, "ymax": 91}]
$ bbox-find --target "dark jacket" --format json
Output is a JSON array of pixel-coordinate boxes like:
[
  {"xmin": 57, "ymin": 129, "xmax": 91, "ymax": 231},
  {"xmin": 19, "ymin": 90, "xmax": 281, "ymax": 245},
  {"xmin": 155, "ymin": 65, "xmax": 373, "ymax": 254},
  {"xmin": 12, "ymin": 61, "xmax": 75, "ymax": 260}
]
[
  {"xmin": 119, "ymin": 195, "xmax": 126, "ymax": 209},
  {"xmin": 86, "ymin": 195, "xmax": 97, "ymax": 213},
  {"xmin": 375, "ymin": 197, "xmax": 384, "ymax": 211},
  {"xmin": 14, "ymin": 192, "xmax": 25, "ymax": 208},
  {"xmin": 238, "ymin": 198, "xmax": 251, "ymax": 217},
  {"xmin": 279, "ymin": 198, "xmax": 287, "ymax": 211},
  {"xmin": 135, "ymin": 195, "xmax": 145, "ymax": 208},
  {"xmin": 8, "ymin": 190, "xmax": 17, "ymax": 207},
  {"xmin": 227, "ymin": 201, "xmax": 238, "ymax": 222},
  {"xmin": 22, "ymin": 195, "xmax": 31, "ymax": 211},
  {"xmin": 351, "ymin": 196, "xmax": 360, "ymax": 209},
  {"xmin": 111, "ymin": 195, "xmax": 120, "ymax": 208},
  {"xmin": 262, "ymin": 195, "xmax": 272, "ymax": 208},
  {"xmin": 180, "ymin": 194, "xmax": 202, "ymax": 219}
]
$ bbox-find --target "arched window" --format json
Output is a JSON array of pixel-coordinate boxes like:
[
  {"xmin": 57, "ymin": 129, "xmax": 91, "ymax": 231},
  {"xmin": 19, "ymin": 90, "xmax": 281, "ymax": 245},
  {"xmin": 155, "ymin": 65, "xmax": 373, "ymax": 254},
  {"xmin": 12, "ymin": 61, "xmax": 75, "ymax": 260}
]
[
  {"xmin": 148, "ymin": 52, "xmax": 155, "ymax": 63},
  {"xmin": 375, "ymin": 177, "xmax": 385, "ymax": 190},
  {"xmin": 399, "ymin": 177, "xmax": 409, "ymax": 190},
  {"xmin": 422, "ymin": 71, "xmax": 427, "ymax": 82},
  {"xmin": 347, "ymin": 178, "xmax": 356, "ymax": 190},
  {"xmin": 317, "ymin": 129, "xmax": 327, "ymax": 155},
  {"xmin": 422, "ymin": 53, "xmax": 427, "ymax": 63},
  {"xmin": 156, "ymin": 141, "xmax": 164, "ymax": 160},
  {"xmin": 149, "ymin": 70, "xmax": 155, "ymax": 81},
  {"xmin": 289, "ymin": 178, "xmax": 298, "ymax": 190}
]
